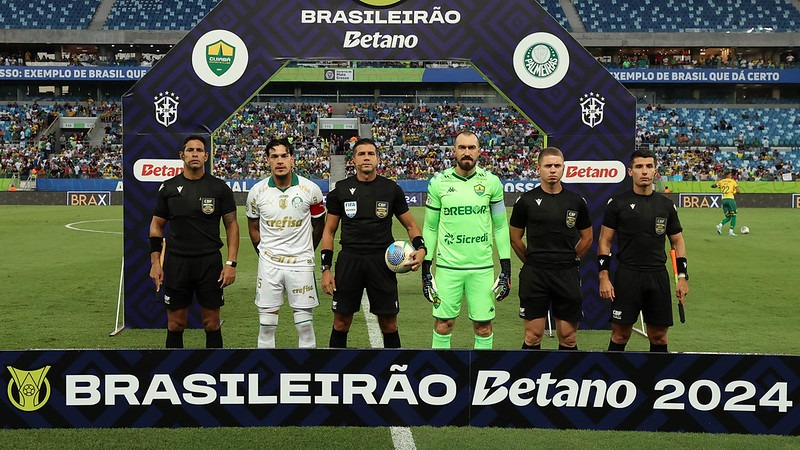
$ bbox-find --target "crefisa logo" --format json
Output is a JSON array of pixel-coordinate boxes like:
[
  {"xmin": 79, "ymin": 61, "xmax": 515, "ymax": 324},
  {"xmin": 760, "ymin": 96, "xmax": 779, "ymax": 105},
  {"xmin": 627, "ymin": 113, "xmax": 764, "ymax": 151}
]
[
  {"xmin": 513, "ymin": 32, "xmax": 570, "ymax": 89},
  {"xmin": 7, "ymin": 366, "xmax": 52, "ymax": 412},
  {"xmin": 192, "ymin": 30, "xmax": 249, "ymax": 87}
]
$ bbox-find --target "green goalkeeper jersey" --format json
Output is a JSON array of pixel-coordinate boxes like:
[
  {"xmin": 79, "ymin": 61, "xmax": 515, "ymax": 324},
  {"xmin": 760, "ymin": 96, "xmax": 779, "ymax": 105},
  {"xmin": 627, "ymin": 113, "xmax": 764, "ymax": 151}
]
[{"xmin": 423, "ymin": 166, "xmax": 510, "ymax": 270}]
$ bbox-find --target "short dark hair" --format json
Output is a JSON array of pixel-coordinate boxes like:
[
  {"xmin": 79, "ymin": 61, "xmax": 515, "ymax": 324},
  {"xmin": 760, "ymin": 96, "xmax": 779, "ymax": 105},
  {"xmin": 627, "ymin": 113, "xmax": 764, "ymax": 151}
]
[
  {"xmin": 455, "ymin": 130, "xmax": 482, "ymax": 147},
  {"xmin": 629, "ymin": 147, "xmax": 656, "ymax": 167},
  {"xmin": 182, "ymin": 135, "xmax": 207, "ymax": 151},
  {"xmin": 539, "ymin": 146, "xmax": 564, "ymax": 160},
  {"xmin": 266, "ymin": 137, "xmax": 293, "ymax": 156},
  {"xmin": 353, "ymin": 137, "xmax": 377, "ymax": 152}
]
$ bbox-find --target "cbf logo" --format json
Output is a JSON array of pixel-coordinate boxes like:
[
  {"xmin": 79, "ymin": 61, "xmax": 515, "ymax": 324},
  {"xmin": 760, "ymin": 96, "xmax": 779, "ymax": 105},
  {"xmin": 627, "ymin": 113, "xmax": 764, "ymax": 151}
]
[
  {"xmin": 154, "ymin": 91, "xmax": 179, "ymax": 127},
  {"xmin": 580, "ymin": 92, "xmax": 605, "ymax": 128},
  {"xmin": 565, "ymin": 210, "xmax": 578, "ymax": 228},
  {"xmin": 7, "ymin": 366, "xmax": 51, "ymax": 412},
  {"xmin": 655, "ymin": 217, "xmax": 667, "ymax": 235},
  {"xmin": 513, "ymin": 32, "xmax": 570, "ymax": 89},
  {"xmin": 192, "ymin": 30, "xmax": 249, "ymax": 87},
  {"xmin": 201, "ymin": 198, "xmax": 216, "ymax": 215}
]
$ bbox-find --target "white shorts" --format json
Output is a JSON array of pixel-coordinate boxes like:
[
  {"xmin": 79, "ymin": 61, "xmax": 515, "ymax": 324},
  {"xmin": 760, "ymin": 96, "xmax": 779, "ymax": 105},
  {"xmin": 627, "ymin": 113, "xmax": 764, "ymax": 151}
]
[{"xmin": 255, "ymin": 260, "xmax": 320, "ymax": 310}]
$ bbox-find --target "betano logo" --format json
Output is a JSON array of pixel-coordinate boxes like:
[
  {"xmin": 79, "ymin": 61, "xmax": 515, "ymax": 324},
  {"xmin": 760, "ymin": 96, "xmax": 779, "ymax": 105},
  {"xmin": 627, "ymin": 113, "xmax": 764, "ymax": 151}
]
[
  {"xmin": 192, "ymin": 30, "xmax": 249, "ymax": 87},
  {"xmin": 133, "ymin": 159, "xmax": 185, "ymax": 182},
  {"xmin": 562, "ymin": 160, "xmax": 626, "ymax": 184},
  {"xmin": 354, "ymin": 0, "xmax": 406, "ymax": 7},
  {"xmin": 7, "ymin": 366, "xmax": 52, "ymax": 412}
]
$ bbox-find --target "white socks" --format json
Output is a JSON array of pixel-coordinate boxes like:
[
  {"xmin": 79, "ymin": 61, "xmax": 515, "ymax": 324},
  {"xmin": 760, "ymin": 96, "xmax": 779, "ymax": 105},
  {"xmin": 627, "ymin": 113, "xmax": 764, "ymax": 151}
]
[{"xmin": 294, "ymin": 309, "xmax": 316, "ymax": 348}]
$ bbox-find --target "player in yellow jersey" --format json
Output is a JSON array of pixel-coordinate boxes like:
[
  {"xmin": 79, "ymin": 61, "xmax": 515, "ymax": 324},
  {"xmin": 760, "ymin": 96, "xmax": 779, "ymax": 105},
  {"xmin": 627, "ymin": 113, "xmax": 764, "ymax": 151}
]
[{"xmin": 712, "ymin": 170, "xmax": 740, "ymax": 236}]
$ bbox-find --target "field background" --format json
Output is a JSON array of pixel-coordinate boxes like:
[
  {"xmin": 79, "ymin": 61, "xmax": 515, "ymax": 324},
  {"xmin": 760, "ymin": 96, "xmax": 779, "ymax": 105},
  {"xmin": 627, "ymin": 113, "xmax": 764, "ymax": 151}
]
[{"xmin": 1, "ymin": 205, "xmax": 799, "ymax": 448}]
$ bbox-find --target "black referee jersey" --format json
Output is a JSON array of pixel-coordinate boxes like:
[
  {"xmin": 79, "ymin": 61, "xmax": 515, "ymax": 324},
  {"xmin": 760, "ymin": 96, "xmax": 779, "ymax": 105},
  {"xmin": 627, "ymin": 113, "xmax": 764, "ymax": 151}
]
[
  {"xmin": 509, "ymin": 186, "xmax": 591, "ymax": 268},
  {"xmin": 602, "ymin": 190, "xmax": 682, "ymax": 270},
  {"xmin": 153, "ymin": 172, "xmax": 237, "ymax": 257},
  {"xmin": 326, "ymin": 175, "xmax": 409, "ymax": 254}
]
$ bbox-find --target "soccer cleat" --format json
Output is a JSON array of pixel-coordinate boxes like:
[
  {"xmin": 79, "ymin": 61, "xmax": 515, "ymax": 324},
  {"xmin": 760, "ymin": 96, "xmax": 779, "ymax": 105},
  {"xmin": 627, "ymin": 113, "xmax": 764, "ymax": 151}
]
[
  {"xmin": 716, "ymin": 223, "xmax": 722, "ymax": 235},
  {"xmin": 729, "ymin": 229, "xmax": 737, "ymax": 236}
]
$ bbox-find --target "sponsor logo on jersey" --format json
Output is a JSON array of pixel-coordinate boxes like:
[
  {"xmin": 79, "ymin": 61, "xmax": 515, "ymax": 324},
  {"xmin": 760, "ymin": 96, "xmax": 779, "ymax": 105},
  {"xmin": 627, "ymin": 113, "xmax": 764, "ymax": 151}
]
[
  {"xmin": 7, "ymin": 366, "xmax": 51, "ymax": 412},
  {"xmin": 580, "ymin": 92, "xmax": 605, "ymax": 128},
  {"xmin": 443, "ymin": 205, "xmax": 488, "ymax": 216},
  {"xmin": 201, "ymin": 198, "xmax": 216, "ymax": 214},
  {"xmin": 655, "ymin": 217, "xmax": 667, "ymax": 235},
  {"xmin": 191, "ymin": 30, "xmax": 249, "ymax": 87},
  {"xmin": 513, "ymin": 32, "xmax": 570, "ymax": 89},
  {"xmin": 474, "ymin": 184, "xmax": 485, "ymax": 196},
  {"xmin": 566, "ymin": 210, "xmax": 577, "ymax": 228},
  {"xmin": 154, "ymin": 91, "xmax": 179, "ymax": 127},
  {"xmin": 443, "ymin": 232, "xmax": 489, "ymax": 245},
  {"xmin": 133, "ymin": 159, "xmax": 185, "ymax": 182},
  {"xmin": 375, "ymin": 201, "xmax": 389, "ymax": 218},
  {"xmin": 563, "ymin": 160, "xmax": 626, "ymax": 184},
  {"xmin": 344, "ymin": 201, "xmax": 357, "ymax": 218}
]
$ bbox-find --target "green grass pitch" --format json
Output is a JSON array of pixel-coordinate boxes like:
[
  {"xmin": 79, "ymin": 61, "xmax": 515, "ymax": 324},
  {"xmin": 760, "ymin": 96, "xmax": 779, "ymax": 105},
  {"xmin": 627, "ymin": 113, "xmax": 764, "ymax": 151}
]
[{"xmin": 1, "ymin": 205, "xmax": 798, "ymax": 448}]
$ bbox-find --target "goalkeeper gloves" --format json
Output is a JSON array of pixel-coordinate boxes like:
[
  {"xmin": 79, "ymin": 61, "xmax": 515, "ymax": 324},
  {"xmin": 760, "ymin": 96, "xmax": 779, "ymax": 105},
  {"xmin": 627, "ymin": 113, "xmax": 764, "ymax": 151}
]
[
  {"xmin": 492, "ymin": 259, "xmax": 512, "ymax": 301},
  {"xmin": 421, "ymin": 260, "xmax": 440, "ymax": 305}
]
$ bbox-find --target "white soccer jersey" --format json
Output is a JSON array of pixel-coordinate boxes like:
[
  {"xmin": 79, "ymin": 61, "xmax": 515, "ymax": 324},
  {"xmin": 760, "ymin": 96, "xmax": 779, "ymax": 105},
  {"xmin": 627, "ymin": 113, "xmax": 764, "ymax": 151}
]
[{"xmin": 246, "ymin": 174, "xmax": 325, "ymax": 269}]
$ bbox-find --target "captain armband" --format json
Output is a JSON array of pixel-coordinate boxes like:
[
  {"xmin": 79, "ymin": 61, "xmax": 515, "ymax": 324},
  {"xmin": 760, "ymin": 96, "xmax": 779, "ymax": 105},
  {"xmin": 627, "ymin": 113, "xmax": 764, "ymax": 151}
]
[
  {"xmin": 149, "ymin": 237, "xmax": 163, "ymax": 254},
  {"xmin": 597, "ymin": 254, "xmax": 611, "ymax": 272}
]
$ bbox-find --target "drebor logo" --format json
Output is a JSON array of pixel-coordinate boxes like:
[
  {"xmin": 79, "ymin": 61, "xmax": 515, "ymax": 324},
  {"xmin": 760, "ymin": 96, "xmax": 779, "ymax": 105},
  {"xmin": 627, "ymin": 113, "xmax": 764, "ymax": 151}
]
[
  {"xmin": 134, "ymin": 159, "xmax": 185, "ymax": 182},
  {"xmin": 563, "ymin": 160, "xmax": 626, "ymax": 184}
]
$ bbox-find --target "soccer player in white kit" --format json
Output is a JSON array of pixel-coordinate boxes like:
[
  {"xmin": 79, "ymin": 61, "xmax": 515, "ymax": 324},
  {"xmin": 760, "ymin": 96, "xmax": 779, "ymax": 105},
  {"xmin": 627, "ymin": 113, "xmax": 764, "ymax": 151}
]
[{"xmin": 246, "ymin": 138, "xmax": 326, "ymax": 348}]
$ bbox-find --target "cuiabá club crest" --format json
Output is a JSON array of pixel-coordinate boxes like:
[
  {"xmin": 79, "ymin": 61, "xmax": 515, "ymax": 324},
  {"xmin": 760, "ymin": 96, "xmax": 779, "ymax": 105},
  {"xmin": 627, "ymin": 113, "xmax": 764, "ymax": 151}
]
[{"xmin": 206, "ymin": 40, "xmax": 235, "ymax": 76}]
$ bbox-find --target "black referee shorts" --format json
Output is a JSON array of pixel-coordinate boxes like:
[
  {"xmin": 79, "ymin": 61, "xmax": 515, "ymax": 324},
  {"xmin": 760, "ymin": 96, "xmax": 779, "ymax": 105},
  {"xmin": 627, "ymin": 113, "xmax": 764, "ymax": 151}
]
[
  {"xmin": 518, "ymin": 264, "xmax": 583, "ymax": 323},
  {"xmin": 332, "ymin": 250, "xmax": 399, "ymax": 316},
  {"xmin": 163, "ymin": 252, "xmax": 224, "ymax": 311},
  {"xmin": 610, "ymin": 265, "xmax": 673, "ymax": 327}
]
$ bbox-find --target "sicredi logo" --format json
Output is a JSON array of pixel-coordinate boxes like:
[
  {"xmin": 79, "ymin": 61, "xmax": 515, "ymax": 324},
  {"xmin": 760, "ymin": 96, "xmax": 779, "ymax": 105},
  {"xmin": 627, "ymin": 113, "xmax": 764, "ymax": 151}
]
[
  {"xmin": 134, "ymin": 159, "xmax": 185, "ymax": 182},
  {"xmin": 513, "ymin": 32, "xmax": 570, "ymax": 89},
  {"xmin": 192, "ymin": 30, "xmax": 249, "ymax": 87},
  {"xmin": 563, "ymin": 160, "xmax": 625, "ymax": 184}
]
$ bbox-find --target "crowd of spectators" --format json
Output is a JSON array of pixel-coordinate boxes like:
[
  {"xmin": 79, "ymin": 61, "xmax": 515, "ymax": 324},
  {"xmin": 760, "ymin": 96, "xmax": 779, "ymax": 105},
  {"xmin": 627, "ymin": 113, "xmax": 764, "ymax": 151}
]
[
  {"xmin": 3, "ymin": 101, "xmax": 800, "ymax": 184},
  {"xmin": 603, "ymin": 51, "xmax": 797, "ymax": 70}
]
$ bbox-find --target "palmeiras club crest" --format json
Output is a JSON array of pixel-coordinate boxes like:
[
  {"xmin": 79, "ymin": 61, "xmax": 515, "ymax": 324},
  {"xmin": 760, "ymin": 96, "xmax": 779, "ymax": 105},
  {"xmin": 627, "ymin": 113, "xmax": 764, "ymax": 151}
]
[
  {"xmin": 154, "ymin": 91, "xmax": 179, "ymax": 127},
  {"xmin": 580, "ymin": 92, "xmax": 605, "ymax": 128}
]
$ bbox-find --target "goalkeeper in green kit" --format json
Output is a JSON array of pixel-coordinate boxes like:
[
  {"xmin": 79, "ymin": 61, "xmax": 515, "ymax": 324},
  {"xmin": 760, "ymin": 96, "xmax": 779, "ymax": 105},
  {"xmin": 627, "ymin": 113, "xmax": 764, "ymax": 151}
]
[{"xmin": 422, "ymin": 130, "xmax": 512, "ymax": 349}]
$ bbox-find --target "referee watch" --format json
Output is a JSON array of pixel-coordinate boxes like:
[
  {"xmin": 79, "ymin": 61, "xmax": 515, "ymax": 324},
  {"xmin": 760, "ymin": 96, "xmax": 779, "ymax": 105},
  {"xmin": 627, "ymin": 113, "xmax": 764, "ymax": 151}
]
[{"xmin": 225, "ymin": 260, "xmax": 237, "ymax": 268}]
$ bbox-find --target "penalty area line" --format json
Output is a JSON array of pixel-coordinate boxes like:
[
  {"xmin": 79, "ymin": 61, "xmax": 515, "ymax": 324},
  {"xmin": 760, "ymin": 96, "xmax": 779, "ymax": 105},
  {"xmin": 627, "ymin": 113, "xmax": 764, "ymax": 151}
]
[{"xmin": 361, "ymin": 293, "xmax": 417, "ymax": 450}]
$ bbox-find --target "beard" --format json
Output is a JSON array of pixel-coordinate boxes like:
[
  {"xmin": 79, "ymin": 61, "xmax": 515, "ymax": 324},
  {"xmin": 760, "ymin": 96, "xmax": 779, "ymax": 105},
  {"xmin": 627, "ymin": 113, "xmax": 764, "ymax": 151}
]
[{"xmin": 456, "ymin": 157, "xmax": 475, "ymax": 172}]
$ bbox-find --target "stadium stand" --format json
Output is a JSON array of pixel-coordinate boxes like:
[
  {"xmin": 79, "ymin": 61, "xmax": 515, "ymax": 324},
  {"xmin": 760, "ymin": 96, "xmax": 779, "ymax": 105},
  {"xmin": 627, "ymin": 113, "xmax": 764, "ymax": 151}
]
[
  {"xmin": 573, "ymin": 0, "xmax": 800, "ymax": 32},
  {"xmin": 0, "ymin": 0, "xmax": 101, "ymax": 29},
  {"xmin": 104, "ymin": 0, "xmax": 218, "ymax": 30}
]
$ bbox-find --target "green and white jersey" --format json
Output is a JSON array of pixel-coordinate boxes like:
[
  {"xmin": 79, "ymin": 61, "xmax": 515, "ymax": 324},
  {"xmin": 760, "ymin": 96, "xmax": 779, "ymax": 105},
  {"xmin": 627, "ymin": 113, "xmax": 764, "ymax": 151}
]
[{"xmin": 423, "ymin": 166, "xmax": 507, "ymax": 270}]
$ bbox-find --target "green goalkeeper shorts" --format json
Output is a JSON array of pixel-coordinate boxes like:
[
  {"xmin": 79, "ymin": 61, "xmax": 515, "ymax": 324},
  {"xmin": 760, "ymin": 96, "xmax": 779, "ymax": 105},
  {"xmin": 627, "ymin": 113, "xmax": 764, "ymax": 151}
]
[{"xmin": 432, "ymin": 266, "xmax": 496, "ymax": 322}]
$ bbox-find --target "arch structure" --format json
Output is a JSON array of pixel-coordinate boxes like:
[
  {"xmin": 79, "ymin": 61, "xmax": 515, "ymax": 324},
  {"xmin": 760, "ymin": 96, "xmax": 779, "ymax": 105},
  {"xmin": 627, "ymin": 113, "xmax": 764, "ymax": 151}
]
[{"xmin": 122, "ymin": 0, "xmax": 635, "ymax": 328}]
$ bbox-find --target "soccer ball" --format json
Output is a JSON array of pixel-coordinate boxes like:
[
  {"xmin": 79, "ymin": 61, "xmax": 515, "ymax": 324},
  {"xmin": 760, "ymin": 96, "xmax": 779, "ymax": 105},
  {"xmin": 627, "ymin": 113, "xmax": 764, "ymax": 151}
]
[
  {"xmin": 740, "ymin": 226, "xmax": 750, "ymax": 234},
  {"xmin": 385, "ymin": 240, "xmax": 414, "ymax": 273}
]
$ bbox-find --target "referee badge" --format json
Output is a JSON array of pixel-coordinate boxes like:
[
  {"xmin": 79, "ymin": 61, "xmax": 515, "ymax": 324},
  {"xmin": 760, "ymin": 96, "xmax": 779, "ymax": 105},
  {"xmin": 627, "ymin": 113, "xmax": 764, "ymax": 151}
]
[
  {"xmin": 565, "ymin": 210, "xmax": 578, "ymax": 228},
  {"xmin": 655, "ymin": 217, "xmax": 667, "ymax": 235},
  {"xmin": 375, "ymin": 201, "xmax": 389, "ymax": 218},
  {"xmin": 201, "ymin": 198, "xmax": 215, "ymax": 215},
  {"xmin": 344, "ymin": 201, "xmax": 357, "ymax": 218}
]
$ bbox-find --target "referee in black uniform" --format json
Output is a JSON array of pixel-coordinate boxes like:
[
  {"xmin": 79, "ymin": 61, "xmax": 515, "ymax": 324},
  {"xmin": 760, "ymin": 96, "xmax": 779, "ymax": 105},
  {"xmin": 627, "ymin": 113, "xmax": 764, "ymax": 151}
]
[
  {"xmin": 149, "ymin": 135, "xmax": 240, "ymax": 349},
  {"xmin": 320, "ymin": 138, "xmax": 426, "ymax": 348},
  {"xmin": 509, "ymin": 147, "xmax": 593, "ymax": 351},
  {"xmin": 598, "ymin": 148, "xmax": 689, "ymax": 353}
]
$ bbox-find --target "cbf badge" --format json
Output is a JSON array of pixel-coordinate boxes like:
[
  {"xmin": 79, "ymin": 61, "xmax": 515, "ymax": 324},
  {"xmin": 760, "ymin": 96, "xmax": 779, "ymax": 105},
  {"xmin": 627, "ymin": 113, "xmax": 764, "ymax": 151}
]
[
  {"xmin": 474, "ymin": 184, "xmax": 485, "ymax": 197},
  {"xmin": 7, "ymin": 366, "xmax": 51, "ymax": 412},
  {"xmin": 201, "ymin": 198, "xmax": 216, "ymax": 215},
  {"xmin": 375, "ymin": 201, "xmax": 389, "ymax": 218},
  {"xmin": 655, "ymin": 217, "xmax": 667, "ymax": 235},
  {"xmin": 344, "ymin": 201, "xmax": 357, "ymax": 218},
  {"xmin": 565, "ymin": 210, "xmax": 578, "ymax": 228}
]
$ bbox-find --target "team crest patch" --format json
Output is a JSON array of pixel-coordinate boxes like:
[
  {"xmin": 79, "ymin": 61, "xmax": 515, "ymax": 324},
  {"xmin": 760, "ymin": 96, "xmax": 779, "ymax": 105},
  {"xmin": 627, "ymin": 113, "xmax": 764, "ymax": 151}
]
[
  {"xmin": 655, "ymin": 217, "xmax": 667, "ymax": 235},
  {"xmin": 474, "ymin": 184, "xmax": 486, "ymax": 196},
  {"xmin": 292, "ymin": 196, "xmax": 303, "ymax": 208},
  {"xmin": 566, "ymin": 210, "xmax": 578, "ymax": 228},
  {"xmin": 375, "ymin": 201, "xmax": 389, "ymax": 218},
  {"xmin": 344, "ymin": 201, "xmax": 357, "ymax": 218},
  {"xmin": 201, "ymin": 198, "xmax": 215, "ymax": 214},
  {"xmin": 279, "ymin": 194, "xmax": 288, "ymax": 209}
]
